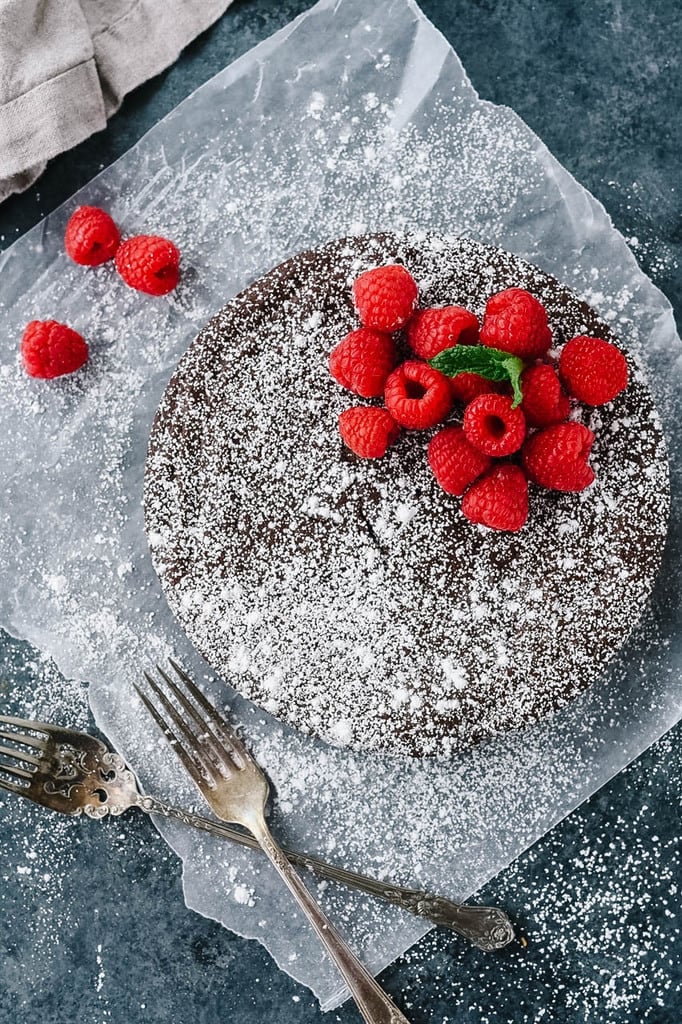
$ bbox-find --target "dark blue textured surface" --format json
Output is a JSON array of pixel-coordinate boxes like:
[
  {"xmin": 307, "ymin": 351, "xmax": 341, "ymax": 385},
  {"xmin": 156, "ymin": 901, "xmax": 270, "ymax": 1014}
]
[{"xmin": 0, "ymin": 2, "xmax": 680, "ymax": 1022}]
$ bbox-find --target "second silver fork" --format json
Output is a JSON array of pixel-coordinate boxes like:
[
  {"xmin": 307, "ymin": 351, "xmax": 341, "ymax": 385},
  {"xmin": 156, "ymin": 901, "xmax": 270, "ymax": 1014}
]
[
  {"xmin": 136, "ymin": 661, "xmax": 413, "ymax": 1024},
  {"xmin": 0, "ymin": 712, "xmax": 513, "ymax": 949}
]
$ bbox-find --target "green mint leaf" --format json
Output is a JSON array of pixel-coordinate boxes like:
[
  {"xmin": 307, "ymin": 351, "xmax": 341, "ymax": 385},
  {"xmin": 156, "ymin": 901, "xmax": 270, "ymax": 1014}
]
[
  {"xmin": 500, "ymin": 356, "xmax": 525, "ymax": 407},
  {"xmin": 430, "ymin": 345, "xmax": 525, "ymax": 408}
]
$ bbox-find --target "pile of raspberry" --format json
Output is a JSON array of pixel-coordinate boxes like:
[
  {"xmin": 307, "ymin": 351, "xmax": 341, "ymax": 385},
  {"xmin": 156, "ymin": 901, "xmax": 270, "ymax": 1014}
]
[
  {"xmin": 329, "ymin": 264, "xmax": 629, "ymax": 532},
  {"xmin": 20, "ymin": 205, "xmax": 181, "ymax": 380}
]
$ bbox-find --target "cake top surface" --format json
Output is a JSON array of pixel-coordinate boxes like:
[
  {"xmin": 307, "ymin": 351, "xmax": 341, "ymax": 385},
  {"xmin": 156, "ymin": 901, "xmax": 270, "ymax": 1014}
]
[{"xmin": 144, "ymin": 234, "xmax": 669, "ymax": 757}]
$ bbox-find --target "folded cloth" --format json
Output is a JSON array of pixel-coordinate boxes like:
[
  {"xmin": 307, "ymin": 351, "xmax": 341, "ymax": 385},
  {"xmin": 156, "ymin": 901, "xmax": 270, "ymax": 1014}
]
[{"xmin": 0, "ymin": 0, "xmax": 234, "ymax": 203}]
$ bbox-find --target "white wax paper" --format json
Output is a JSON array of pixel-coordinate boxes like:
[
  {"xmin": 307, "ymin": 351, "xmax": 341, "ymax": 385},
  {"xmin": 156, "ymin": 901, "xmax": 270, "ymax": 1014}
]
[{"xmin": 0, "ymin": 0, "xmax": 680, "ymax": 1010}]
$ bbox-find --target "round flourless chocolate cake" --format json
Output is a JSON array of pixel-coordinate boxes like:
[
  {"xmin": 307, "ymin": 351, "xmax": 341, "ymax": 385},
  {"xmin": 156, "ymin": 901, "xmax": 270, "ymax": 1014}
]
[{"xmin": 144, "ymin": 235, "xmax": 669, "ymax": 757}]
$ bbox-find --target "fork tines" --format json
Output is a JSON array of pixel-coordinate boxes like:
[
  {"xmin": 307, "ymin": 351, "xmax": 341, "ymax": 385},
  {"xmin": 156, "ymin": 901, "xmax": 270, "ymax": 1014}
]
[
  {"xmin": 0, "ymin": 715, "xmax": 47, "ymax": 794},
  {"xmin": 135, "ymin": 661, "xmax": 249, "ymax": 790}
]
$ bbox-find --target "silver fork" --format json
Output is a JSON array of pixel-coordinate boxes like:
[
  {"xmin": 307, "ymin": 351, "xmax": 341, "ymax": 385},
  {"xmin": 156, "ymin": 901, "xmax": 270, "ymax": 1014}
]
[
  {"xmin": 0, "ymin": 710, "xmax": 514, "ymax": 951},
  {"xmin": 136, "ymin": 662, "xmax": 414, "ymax": 1024}
]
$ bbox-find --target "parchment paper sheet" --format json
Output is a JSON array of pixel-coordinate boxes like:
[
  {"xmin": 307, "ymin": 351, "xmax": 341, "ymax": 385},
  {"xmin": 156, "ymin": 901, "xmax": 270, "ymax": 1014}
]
[{"xmin": 0, "ymin": 0, "xmax": 680, "ymax": 1009}]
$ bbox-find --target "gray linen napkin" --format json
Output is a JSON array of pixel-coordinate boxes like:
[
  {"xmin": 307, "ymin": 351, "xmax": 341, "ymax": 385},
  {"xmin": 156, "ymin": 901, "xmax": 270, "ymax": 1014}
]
[{"xmin": 0, "ymin": 0, "xmax": 233, "ymax": 202}]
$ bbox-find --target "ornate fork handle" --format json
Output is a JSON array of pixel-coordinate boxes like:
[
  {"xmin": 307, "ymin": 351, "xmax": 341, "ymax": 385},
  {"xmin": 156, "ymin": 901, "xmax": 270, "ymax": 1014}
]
[
  {"xmin": 138, "ymin": 794, "xmax": 513, "ymax": 951},
  {"xmin": 0, "ymin": 709, "xmax": 513, "ymax": 954}
]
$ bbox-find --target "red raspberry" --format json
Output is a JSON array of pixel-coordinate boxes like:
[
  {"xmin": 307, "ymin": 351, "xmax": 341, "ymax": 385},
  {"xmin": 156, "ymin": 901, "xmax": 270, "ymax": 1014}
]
[
  {"xmin": 520, "ymin": 363, "xmax": 570, "ymax": 427},
  {"xmin": 463, "ymin": 393, "xmax": 526, "ymax": 457},
  {"xmin": 406, "ymin": 306, "xmax": 478, "ymax": 359},
  {"xmin": 64, "ymin": 206, "xmax": 120, "ymax": 266},
  {"xmin": 353, "ymin": 265, "xmax": 418, "ymax": 331},
  {"xmin": 480, "ymin": 288, "xmax": 552, "ymax": 360},
  {"xmin": 114, "ymin": 235, "xmax": 180, "ymax": 295},
  {"xmin": 522, "ymin": 422, "xmax": 595, "ymax": 492},
  {"xmin": 427, "ymin": 425, "xmax": 492, "ymax": 496},
  {"xmin": 384, "ymin": 360, "xmax": 452, "ymax": 430},
  {"xmin": 338, "ymin": 407, "xmax": 400, "ymax": 458},
  {"xmin": 329, "ymin": 328, "xmax": 395, "ymax": 398},
  {"xmin": 462, "ymin": 465, "xmax": 528, "ymax": 532},
  {"xmin": 559, "ymin": 335, "xmax": 628, "ymax": 405},
  {"xmin": 21, "ymin": 320, "xmax": 88, "ymax": 379},
  {"xmin": 450, "ymin": 373, "xmax": 505, "ymax": 404}
]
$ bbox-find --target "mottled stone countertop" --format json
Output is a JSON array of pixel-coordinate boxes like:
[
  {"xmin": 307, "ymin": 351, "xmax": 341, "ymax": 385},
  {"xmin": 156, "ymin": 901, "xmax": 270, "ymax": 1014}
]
[{"xmin": 0, "ymin": 2, "xmax": 679, "ymax": 1022}]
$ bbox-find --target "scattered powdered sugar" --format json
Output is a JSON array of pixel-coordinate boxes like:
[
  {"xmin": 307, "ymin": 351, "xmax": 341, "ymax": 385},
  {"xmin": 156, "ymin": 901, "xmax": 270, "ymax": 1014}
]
[
  {"xmin": 0, "ymin": 0, "xmax": 680, "ymax": 1009},
  {"xmin": 395, "ymin": 727, "xmax": 680, "ymax": 1024},
  {"xmin": 233, "ymin": 884, "xmax": 256, "ymax": 907}
]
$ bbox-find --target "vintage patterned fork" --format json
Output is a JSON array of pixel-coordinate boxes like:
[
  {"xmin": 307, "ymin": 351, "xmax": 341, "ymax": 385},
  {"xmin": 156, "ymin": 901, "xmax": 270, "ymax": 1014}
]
[
  {"xmin": 136, "ymin": 661, "xmax": 415, "ymax": 1024},
  {"xmin": 0, "ymin": 708, "xmax": 514, "ymax": 951}
]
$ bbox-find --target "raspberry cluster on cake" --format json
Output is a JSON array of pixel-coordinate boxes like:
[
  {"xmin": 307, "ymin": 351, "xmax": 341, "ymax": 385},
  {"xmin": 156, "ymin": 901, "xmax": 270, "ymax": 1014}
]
[
  {"xmin": 144, "ymin": 235, "xmax": 669, "ymax": 757},
  {"xmin": 328, "ymin": 263, "xmax": 631, "ymax": 532}
]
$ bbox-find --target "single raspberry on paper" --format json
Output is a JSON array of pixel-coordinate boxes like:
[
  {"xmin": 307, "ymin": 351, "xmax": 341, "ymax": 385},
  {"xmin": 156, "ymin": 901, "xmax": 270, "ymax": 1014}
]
[
  {"xmin": 338, "ymin": 406, "xmax": 400, "ymax": 458},
  {"xmin": 21, "ymin": 320, "xmax": 89, "ymax": 379},
  {"xmin": 427, "ymin": 425, "xmax": 492, "ymax": 496},
  {"xmin": 462, "ymin": 464, "xmax": 529, "ymax": 532},
  {"xmin": 353, "ymin": 264, "xmax": 418, "ymax": 331},
  {"xmin": 115, "ymin": 235, "xmax": 180, "ymax": 295},
  {"xmin": 522, "ymin": 421, "xmax": 595, "ymax": 492},
  {"xmin": 329, "ymin": 328, "xmax": 396, "ymax": 398},
  {"xmin": 463, "ymin": 393, "xmax": 526, "ymax": 457},
  {"xmin": 559, "ymin": 335, "xmax": 628, "ymax": 406},
  {"xmin": 64, "ymin": 206, "xmax": 120, "ymax": 266},
  {"xmin": 383, "ymin": 360, "xmax": 452, "ymax": 430},
  {"xmin": 520, "ymin": 363, "xmax": 570, "ymax": 427},
  {"xmin": 406, "ymin": 305, "xmax": 479, "ymax": 360},
  {"xmin": 480, "ymin": 288, "xmax": 552, "ymax": 360}
]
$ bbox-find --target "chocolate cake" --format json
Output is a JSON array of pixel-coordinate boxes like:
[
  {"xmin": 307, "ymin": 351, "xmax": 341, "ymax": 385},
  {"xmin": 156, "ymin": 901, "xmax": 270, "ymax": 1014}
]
[{"xmin": 144, "ymin": 235, "xmax": 669, "ymax": 757}]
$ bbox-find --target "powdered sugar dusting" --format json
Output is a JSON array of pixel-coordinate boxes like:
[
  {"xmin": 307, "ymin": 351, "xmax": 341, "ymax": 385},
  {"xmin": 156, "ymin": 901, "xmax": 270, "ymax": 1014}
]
[
  {"xmin": 0, "ymin": 0, "xmax": 680, "ymax": 1009},
  {"xmin": 145, "ymin": 235, "xmax": 669, "ymax": 757}
]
